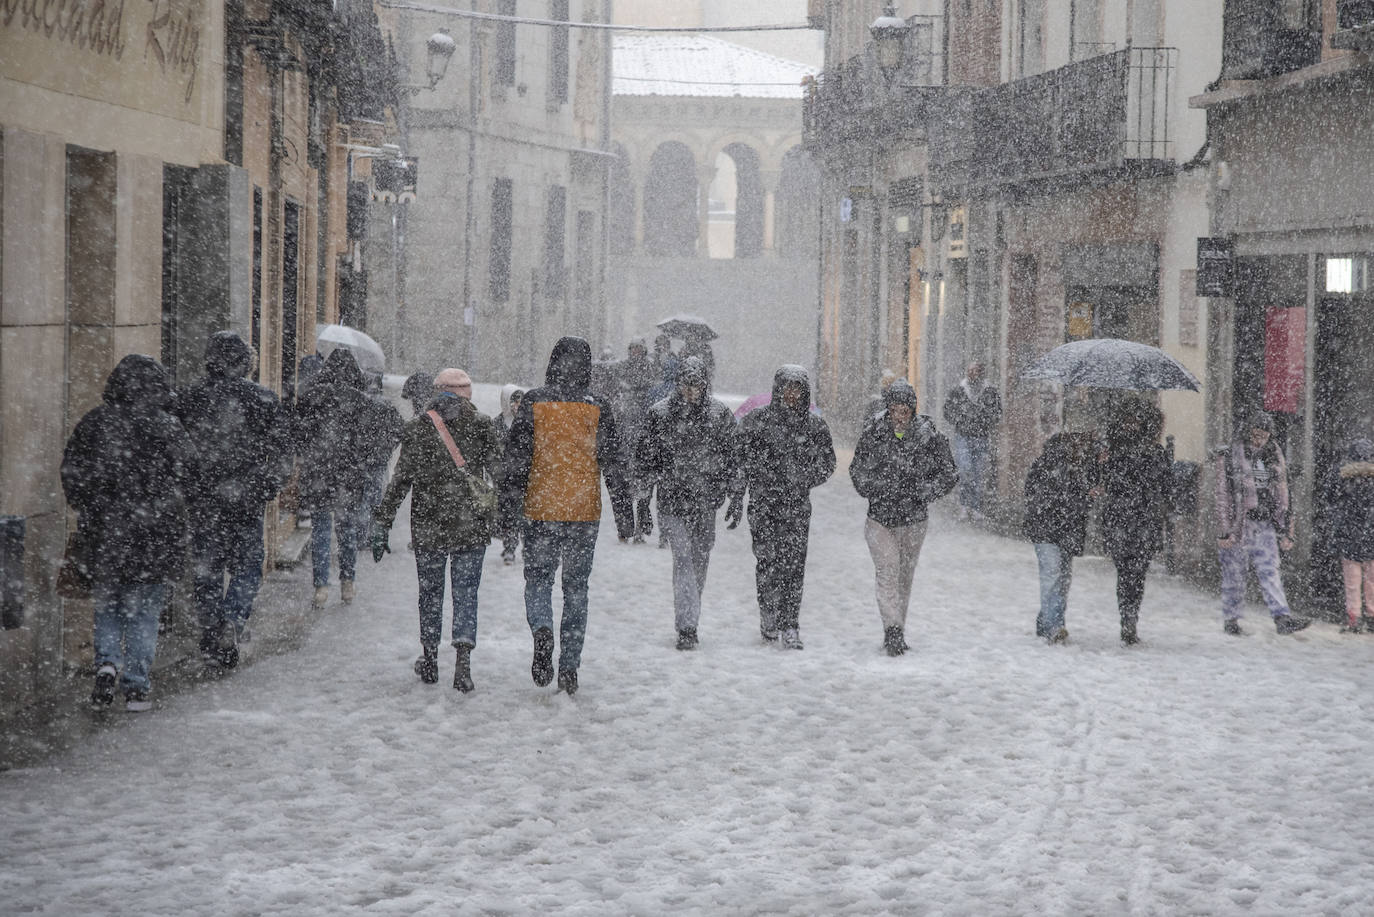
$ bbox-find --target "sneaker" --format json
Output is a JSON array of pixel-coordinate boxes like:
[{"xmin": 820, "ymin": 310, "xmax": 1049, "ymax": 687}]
[
  {"xmin": 1274, "ymin": 614, "xmax": 1311, "ymax": 635},
  {"xmin": 632, "ymin": 534, "xmax": 645, "ymax": 544},
  {"xmin": 91, "ymin": 664, "xmax": 117, "ymax": 707},
  {"xmin": 312, "ymin": 586, "xmax": 329, "ymax": 609},
  {"xmin": 883, "ymin": 625, "xmax": 905, "ymax": 657},
  {"xmin": 556, "ymin": 669, "xmax": 578, "ymax": 695},
  {"xmin": 414, "ymin": 647, "xmax": 438, "ymax": 684},
  {"xmin": 1223, "ymin": 618, "xmax": 1244, "ymax": 636},
  {"xmin": 1120, "ymin": 621, "xmax": 1140, "ymax": 646},
  {"xmin": 453, "ymin": 645, "xmax": 474, "ymax": 693},
  {"xmin": 760, "ymin": 627, "xmax": 779, "ymax": 643},
  {"xmin": 781, "ymin": 628, "xmax": 804, "ymax": 650},
  {"xmin": 216, "ymin": 625, "xmax": 240, "ymax": 669},
  {"xmin": 339, "ymin": 579, "xmax": 355, "ymax": 604},
  {"xmin": 124, "ymin": 690, "xmax": 151, "ymax": 713},
  {"xmin": 501, "ymin": 546, "xmax": 516, "ymax": 566},
  {"xmin": 676, "ymin": 628, "xmax": 698, "ymax": 651},
  {"xmin": 1047, "ymin": 627, "xmax": 1069, "ymax": 645},
  {"xmin": 531, "ymin": 627, "xmax": 555, "ymax": 687}
]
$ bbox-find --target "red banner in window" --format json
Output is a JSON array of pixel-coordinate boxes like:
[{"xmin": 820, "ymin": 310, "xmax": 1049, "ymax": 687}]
[{"xmin": 1264, "ymin": 306, "xmax": 1306, "ymax": 414}]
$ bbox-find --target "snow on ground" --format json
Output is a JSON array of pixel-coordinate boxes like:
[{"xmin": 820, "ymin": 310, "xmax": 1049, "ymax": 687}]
[{"xmin": 5, "ymin": 463, "xmax": 1374, "ymax": 914}]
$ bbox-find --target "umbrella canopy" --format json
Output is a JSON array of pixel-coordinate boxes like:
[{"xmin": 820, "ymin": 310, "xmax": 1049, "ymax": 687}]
[
  {"xmin": 732, "ymin": 392, "xmax": 821, "ymax": 419},
  {"xmin": 316, "ymin": 324, "xmax": 385, "ymax": 375},
  {"xmin": 657, "ymin": 314, "xmax": 717, "ymax": 341},
  {"xmin": 1020, "ymin": 338, "xmax": 1200, "ymax": 391}
]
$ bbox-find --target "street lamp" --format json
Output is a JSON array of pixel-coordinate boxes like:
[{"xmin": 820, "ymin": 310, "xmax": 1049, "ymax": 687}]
[
  {"xmin": 870, "ymin": 4, "xmax": 911, "ymax": 77},
  {"xmin": 406, "ymin": 29, "xmax": 456, "ymax": 93}
]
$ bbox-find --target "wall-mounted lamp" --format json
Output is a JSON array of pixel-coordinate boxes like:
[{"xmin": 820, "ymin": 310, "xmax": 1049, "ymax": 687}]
[
  {"xmin": 405, "ymin": 29, "xmax": 457, "ymax": 94},
  {"xmin": 870, "ymin": 4, "xmax": 910, "ymax": 78}
]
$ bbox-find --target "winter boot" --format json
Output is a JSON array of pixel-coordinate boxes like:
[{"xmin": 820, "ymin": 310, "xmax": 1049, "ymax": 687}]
[
  {"xmin": 1341, "ymin": 618, "xmax": 1365, "ymax": 634},
  {"xmin": 781, "ymin": 628, "xmax": 804, "ymax": 650},
  {"xmin": 883, "ymin": 626, "xmax": 905, "ymax": 657},
  {"xmin": 339, "ymin": 579, "xmax": 356, "ymax": 604},
  {"xmin": 676, "ymin": 628, "xmax": 698, "ymax": 651},
  {"xmin": 556, "ymin": 669, "xmax": 579, "ymax": 695},
  {"xmin": 216, "ymin": 624, "xmax": 240, "ymax": 669},
  {"xmin": 1120, "ymin": 616, "xmax": 1140, "ymax": 646},
  {"xmin": 124, "ymin": 690, "xmax": 151, "ymax": 713},
  {"xmin": 453, "ymin": 644, "xmax": 474, "ymax": 693},
  {"xmin": 1223, "ymin": 618, "xmax": 1244, "ymax": 636},
  {"xmin": 1047, "ymin": 627, "xmax": 1069, "ymax": 644},
  {"xmin": 312, "ymin": 586, "xmax": 329, "ymax": 609},
  {"xmin": 501, "ymin": 544, "xmax": 516, "ymax": 566},
  {"xmin": 199, "ymin": 624, "xmax": 222, "ymax": 665},
  {"xmin": 531, "ymin": 627, "xmax": 555, "ymax": 686},
  {"xmin": 91, "ymin": 664, "xmax": 117, "ymax": 708},
  {"xmin": 1274, "ymin": 614, "xmax": 1312, "ymax": 635},
  {"xmin": 414, "ymin": 646, "xmax": 439, "ymax": 684}
]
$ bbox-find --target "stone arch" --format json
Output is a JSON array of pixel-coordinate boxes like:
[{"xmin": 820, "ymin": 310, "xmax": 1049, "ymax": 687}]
[
  {"xmin": 706, "ymin": 142, "xmax": 764, "ymax": 259},
  {"xmin": 643, "ymin": 141, "xmax": 698, "ymax": 257},
  {"xmin": 775, "ymin": 145, "xmax": 821, "ymax": 260}
]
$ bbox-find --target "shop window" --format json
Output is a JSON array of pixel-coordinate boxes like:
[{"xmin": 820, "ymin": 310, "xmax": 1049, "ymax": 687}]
[{"xmin": 1325, "ymin": 255, "xmax": 1370, "ymax": 294}]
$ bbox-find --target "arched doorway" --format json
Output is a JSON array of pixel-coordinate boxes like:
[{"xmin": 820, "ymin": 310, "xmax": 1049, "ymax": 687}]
[{"xmin": 708, "ymin": 143, "xmax": 763, "ymax": 259}]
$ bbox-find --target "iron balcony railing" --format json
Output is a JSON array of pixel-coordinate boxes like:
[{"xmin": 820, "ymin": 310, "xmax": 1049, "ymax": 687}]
[{"xmin": 935, "ymin": 47, "xmax": 1177, "ymax": 191}]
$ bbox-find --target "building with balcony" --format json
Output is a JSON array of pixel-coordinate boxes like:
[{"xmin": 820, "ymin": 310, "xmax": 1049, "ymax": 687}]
[{"xmin": 1191, "ymin": 0, "xmax": 1374, "ymax": 614}]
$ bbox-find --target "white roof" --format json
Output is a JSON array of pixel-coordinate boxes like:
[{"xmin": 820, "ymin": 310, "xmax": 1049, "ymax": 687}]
[{"xmin": 613, "ymin": 34, "xmax": 817, "ymax": 99}]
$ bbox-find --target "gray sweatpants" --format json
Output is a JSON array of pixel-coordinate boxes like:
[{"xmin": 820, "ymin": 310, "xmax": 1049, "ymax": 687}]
[
  {"xmin": 864, "ymin": 517, "xmax": 928, "ymax": 630},
  {"xmin": 661, "ymin": 512, "xmax": 717, "ymax": 633}
]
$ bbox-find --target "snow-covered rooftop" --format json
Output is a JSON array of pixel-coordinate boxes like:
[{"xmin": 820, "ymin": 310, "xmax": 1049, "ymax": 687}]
[{"xmin": 613, "ymin": 34, "xmax": 817, "ymax": 100}]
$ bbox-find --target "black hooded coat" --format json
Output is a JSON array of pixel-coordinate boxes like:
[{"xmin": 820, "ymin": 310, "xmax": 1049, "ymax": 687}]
[
  {"xmin": 634, "ymin": 358, "xmax": 741, "ymax": 517},
  {"xmin": 293, "ymin": 348, "xmax": 391, "ymax": 508},
  {"xmin": 174, "ymin": 332, "xmax": 292, "ymax": 519},
  {"xmin": 61, "ymin": 354, "xmax": 195, "ymax": 583},
  {"xmin": 1022, "ymin": 432, "xmax": 1093, "ymax": 555},
  {"xmin": 1325, "ymin": 439, "xmax": 1374, "ymax": 562},
  {"xmin": 849, "ymin": 380, "xmax": 957, "ymax": 528},
  {"xmin": 739, "ymin": 365, "xmax": 835, "ymax": 520}
]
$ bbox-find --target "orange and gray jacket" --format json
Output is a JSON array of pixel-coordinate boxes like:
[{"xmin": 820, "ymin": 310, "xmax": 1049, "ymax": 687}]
[{"xmin": 501, "ymin": 337, "xmax": 623, "ymax": 522}]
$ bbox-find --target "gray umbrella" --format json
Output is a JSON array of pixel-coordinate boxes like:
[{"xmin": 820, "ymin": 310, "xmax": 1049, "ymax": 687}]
[
  {"xmin": 1020, "ymin": 338, "xmax": 1200, "ymax": 391},
  {"xmin": 656, "ymin": 314, "xmax": 717, "ymax": 341}
]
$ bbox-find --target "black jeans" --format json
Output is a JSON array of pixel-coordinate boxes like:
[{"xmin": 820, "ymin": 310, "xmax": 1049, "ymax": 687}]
[
  {"xmin": 1112, "ymin": 551, "xmax": 1153, "ymax": 629},
  {"xmin": 748, "ymin": 504, "xmax": 812, "ymax": 632}
]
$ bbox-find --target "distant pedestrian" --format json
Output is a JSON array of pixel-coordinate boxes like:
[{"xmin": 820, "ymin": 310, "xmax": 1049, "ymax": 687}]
[
  {"xmin": 858, "ymin": 368, "xmax": 899, "ymax": 438},
  {"xmin": 501, "ymin": 337, "xmax": 623, "ymax": 694},
  {"xmin": 1022, "ymin": 432, "xmax": 1094, "ymax": 644},
  {"xmin": 62, "ymin": 355, "xmax": 194, "ymax": 712},
  {"xmin": 942, "ymin": 361, "xmax": 1002, "ymax": 521},
  {"xmin": 175, "ymin": 332, "xmax": 293, "ymax": 669},
  {"xmin": 1325, "ymin": 438, "xmax": 1374, "ymax": 633},
  {"xmin": 1100, "ymin": 398, "xmax": 1171, "ymax": 645},
  {"xmin": 610, "ymin": 338, "xmax": 658, "ymax": 543},
  {"xmin": 402, "ymin": 370, "xmax": 436, "ymax": 419},
  {"xmin": 634, "ymin": 357, "xmax": 742, "ymax": 650},
  {"xmin": 730, "ymin": 364, "xmax": 836, "ymax": 649},
  {"xmin": 294, "ymin": 348, "xmax": 390, "ymax": 608},
  {"xmin": 849, "ymin": 379, "xmax": 957, "ymax": 655},
  {"xmin": 373, "ymin": 369, "xmax": 500, "ymax": 690},
  {"xmin": 495, "ymin": 384, "xmax": 526, "ymax": 565},
  {"xmin": 358, "ymin": 372, "xmax": 404, "ymax": 546},
  {"xmin": 1215, "ymin": 412, "xmax": 1311, "ymax": 636}
]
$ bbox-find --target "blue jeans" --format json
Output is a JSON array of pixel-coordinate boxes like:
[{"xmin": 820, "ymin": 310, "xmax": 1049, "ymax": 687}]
[
  {"xmin": 311, "ymin": 503, "xmax": 362, "ymax": 588},
  {"xmin": 1034, "ymin": 543, "xmax": 1073, "ymax": 637},
  {"xmin": 192, "ymin": 511, "xmax": 264, "ymax": 634},
  {"xmin": 523, "ymin": 520, "xmax": 599, "ymax": 673},
  {"xmin": 93, "ymin": 582, "xmax": 168, "ymax": 694},
  {"xmin": 415, "ymin": 546, "xmax": 486, "ymax": 649},
  {"xmin": 954, "ymin": 434, "xmax": 991, "ymax": 513}
]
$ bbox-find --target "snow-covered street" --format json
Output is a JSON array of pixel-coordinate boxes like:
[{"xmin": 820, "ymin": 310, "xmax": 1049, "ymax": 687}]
[{"xmin": 5, "ymin": 470, "xmax": 1374, "ymax": 915}]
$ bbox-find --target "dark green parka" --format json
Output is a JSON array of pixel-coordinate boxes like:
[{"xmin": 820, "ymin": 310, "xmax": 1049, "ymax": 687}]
[{"xmin": 374, "ymin": 395, "xmax": 501, "ymax": 552}]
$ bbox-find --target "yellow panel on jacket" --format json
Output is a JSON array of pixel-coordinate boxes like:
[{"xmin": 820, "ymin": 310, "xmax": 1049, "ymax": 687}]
[{"xmin": 526, "ymin": 401, "xmax": 603, "ymax": 521}]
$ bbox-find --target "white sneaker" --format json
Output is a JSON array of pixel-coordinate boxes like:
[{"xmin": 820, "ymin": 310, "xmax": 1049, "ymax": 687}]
[
  {"xmin": 781, "ymin": 628, "xmax": 804, "ymax": 650},
  {"xmin": 340, "ymin": 580, "xmax": 356, "ymax": 604},
  {"xmin": 312, "ymin": 586, "xmax": 329, "ymax": 608}
]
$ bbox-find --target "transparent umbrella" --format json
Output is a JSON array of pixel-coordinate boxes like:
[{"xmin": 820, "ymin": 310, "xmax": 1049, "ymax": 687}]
[{"xmin": 316, "ymin": 324, "xmax": 386, "ymax": 375}]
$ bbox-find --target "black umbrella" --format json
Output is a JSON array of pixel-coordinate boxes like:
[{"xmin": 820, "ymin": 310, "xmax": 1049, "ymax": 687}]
[
  {"xmin": 656, "ymin": 314, "xmax": 717, "ymax": 341},
  {"xmin": 1020, "ymin": 338, "xmax": 1200, "ymax": 391}
]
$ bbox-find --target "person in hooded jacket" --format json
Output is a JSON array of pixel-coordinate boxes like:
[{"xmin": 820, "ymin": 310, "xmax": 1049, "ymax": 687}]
[
  {"xmin": 1215, "ymin": 412, "xmax": 1311, "ymax": 636},
  {"xmin": 1100, "ymin": 398, "xmax": 1172, "ymax": 645},
  {"xmin": 728, "ymin": 364, "xmax": 836, "ymax": 649},
  {"xmin": 174, "ymin": 331, "xmax": 293, "ymax": 668},
  {"xmin": 1022, "ymin": 432, "xmax": 1094, "ymax": 644},
  {"xmin": 356, "ymin": 371, "xmax": 405, "ymax": 548},
  {"xmin": 495, "ymin": 384, "xmax": 526, "ymax": 565},
  {"xmin": 402, "ymin": 370, "xmax": 436, "ymax": 419},
  {"xmin": 634, "ymin": 357, "xmax": 742, "ymax": 650},
  {"xmin": 501, "ymin": 337, "xmax": 623, "ymax": 694},
  {"xmin": 1325, "ymin": 437, "xmax": 1374, "ymax": 632},
  {"xmin": 294, "ymin": 348, "xmax": 390, "ymax": 608},
  {"xmin": 62, "ymin": 354, "xmax": 194, "ymax": 711},
  {"xmin": 942, "ymin": 361, "xmax": 1002, "ymax": 520},
  {"xmin": 373, "ymin": 369, "xmax": 500, "ymax": 691},
  {"xmin": 610, "ymin": 338, "xmax": 658, "ymax": 543},
  {"xmin": 849, "ymin": 379, "xmax": 957, "ymax": 655}
]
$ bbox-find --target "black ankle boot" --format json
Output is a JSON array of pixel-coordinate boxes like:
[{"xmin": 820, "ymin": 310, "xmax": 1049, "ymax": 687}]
[
  {"xmin": 453, "ymin": 644, "xmax": 474, "ymax": 692},
  {"xmin": 414, "ymin": 646, "xmax": 439, "ymax": 684},
  {"xmin": 883, "ymin": 625, "xmax": 906, "ymax": 656}
]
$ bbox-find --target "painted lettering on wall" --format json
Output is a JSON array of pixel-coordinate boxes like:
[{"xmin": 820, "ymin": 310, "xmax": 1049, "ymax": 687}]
[
  {"xmin": 0, "ymin": 0, "xmax": 127, "ymax": 59},
  {"xmin": 144, "ymin": 0, "xmax": 199, "ymax": 102}
]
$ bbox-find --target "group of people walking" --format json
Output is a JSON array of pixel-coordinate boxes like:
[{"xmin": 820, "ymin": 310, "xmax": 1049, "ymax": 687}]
[{"xmin": 63, "ymin": 329, "xmax": 1374, "ymax": 711}]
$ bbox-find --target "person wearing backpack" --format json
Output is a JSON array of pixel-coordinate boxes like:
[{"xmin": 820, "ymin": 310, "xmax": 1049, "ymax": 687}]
[
  {"xmin": 849, "ymin": 379, "xmax": 957, "ymax": 655},
  {"xmin": 372, "ymin": 369, "xmax": 500, "ymax": 691}
]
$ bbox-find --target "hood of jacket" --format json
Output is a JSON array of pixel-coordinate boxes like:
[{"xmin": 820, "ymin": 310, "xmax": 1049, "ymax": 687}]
[
  {"xmin": 545, "ymin": 336, "xmax": 592, "ymax": 391},
  {"xmin": 205, "ymin": 331, "xmax": 253, "ymax": 378},
  {"xmin": 320, "ymin": 347, "xmax": 365, "ymax": 391},
  {"xmin": 103, "ymin": 353, "xmax": 174, "ymax": 412},
  {"xmin": 500, "ymin": 384, "xmax": 524, "ymax": 419},
  {"xmin": 882, "ymin": 378, "xmax": 918, "ymax": 412},
  {"xmin": 770, "ymin": 364, "xmax": 812, "ymax": 417}
]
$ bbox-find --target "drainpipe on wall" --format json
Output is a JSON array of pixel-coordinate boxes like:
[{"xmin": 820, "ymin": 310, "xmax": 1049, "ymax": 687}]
[
  {"xmin": 462, "ymin": 0, "xmax": 480, "ymax": 375},
  {"xmin": 599, "ymin": 0, "xmax": 614, "ymax": 353}
]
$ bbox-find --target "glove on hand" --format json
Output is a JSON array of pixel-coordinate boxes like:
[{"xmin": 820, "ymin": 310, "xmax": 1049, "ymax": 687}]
[
  {"xmin": 371, "ymin": 530, "xmax": 391, "ymax": 563},
  {"xmin": 724, "ymin": 494, "xmax": 744, "ymax": 530}
]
